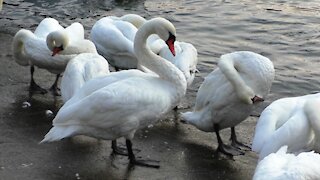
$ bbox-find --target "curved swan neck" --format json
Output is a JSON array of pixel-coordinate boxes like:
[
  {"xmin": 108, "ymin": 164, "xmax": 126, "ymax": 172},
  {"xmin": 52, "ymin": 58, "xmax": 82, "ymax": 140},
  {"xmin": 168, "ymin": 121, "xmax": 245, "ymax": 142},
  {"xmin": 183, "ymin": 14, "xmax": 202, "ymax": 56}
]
[
  {"xmin": 134, "ymin": 19, "xmax": 186, "ymax": 90},
  {"xmin": 218, "ymin": 54, "xmax": 253, "ymax": 96},
  {"xmin": 12, "ymin": 29, "xmax": 34, "ymax": 65}
]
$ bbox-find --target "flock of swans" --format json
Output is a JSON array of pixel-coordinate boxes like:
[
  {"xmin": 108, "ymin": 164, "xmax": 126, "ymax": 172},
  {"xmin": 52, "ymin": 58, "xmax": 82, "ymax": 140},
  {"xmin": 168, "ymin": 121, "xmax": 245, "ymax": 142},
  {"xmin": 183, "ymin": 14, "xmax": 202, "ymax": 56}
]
[{"xmin": 11, "ymin": 13, "xmax": 320, "ymax": 178}]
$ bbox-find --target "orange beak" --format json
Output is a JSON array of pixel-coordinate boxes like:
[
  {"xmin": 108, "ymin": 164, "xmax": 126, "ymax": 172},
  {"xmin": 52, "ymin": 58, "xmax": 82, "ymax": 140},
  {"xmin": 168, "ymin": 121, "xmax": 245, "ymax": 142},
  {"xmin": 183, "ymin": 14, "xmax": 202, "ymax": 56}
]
[{"xmin": 165, "ymin": 33, "xmax": 176, "ymax": 56}]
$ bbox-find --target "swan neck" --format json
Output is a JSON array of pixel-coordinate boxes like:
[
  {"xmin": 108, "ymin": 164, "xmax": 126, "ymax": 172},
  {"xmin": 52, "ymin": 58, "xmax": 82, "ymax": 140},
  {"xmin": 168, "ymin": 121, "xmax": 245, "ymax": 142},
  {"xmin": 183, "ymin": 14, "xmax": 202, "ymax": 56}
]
[
  {"xmin": 218, "ymin": 55, "xmax": 248, "ymax": 93},
  {"xmin": 134, "ymin": 23, "xmax": 186, "ymax": 92}
]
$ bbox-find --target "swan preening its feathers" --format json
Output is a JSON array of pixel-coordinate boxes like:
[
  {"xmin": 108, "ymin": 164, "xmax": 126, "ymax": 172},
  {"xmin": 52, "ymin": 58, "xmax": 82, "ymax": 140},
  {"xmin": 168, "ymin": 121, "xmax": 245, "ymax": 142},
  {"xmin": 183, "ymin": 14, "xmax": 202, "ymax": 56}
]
[
  {"xmin": 182, "ymin": 51, "xmax": 275, "ymax": 156},
  {"xmin": 252, "ymin": 93, "xmax": 320, "ymax": 160},
  {"xmin": 253, "ymin": 146, "xmax": 320, "ymax": 180},
  {"xmin": 41, "ymin": 17, "xmax": 187, "ymax": 168},
  {"xmin": 12, "ymin": 18, "xmax": 97, "ymax": 94}
]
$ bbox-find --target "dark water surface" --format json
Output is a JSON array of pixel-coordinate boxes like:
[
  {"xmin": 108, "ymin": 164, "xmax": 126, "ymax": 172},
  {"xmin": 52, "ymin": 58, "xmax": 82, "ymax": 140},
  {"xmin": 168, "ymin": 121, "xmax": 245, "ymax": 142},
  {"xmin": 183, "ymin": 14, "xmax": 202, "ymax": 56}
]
[{"xmin": 1, "ymin": 0, "xmax": 320, "ymax": 179}]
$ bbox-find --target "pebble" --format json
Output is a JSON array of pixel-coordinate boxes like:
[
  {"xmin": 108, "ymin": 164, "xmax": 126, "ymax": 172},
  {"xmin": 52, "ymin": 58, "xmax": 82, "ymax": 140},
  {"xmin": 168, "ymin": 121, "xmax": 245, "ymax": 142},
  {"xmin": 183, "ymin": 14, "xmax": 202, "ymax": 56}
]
[{"xmin": 22, "ymin": 101, "xmax": 31, "ymax": 108}]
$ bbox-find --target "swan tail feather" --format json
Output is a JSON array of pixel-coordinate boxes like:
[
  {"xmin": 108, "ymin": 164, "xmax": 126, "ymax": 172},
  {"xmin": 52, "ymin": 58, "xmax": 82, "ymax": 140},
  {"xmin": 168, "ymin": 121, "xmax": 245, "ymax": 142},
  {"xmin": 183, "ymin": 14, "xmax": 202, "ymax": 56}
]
[
  {"xmin": 40, "ymin": 126, "xmax": 77, "ymax": 143},
  {"xmin": 181, "ymin": 111, "xmax": 201, "ymax": 125}
]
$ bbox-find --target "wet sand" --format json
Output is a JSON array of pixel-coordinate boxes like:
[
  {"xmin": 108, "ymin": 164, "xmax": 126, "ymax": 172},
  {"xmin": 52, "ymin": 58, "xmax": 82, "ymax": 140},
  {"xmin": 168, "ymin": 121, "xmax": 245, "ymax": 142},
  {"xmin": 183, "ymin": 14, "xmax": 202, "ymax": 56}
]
[{"xmin": 0, "ymin": 32, "xmax": 261, "ymax": 180}]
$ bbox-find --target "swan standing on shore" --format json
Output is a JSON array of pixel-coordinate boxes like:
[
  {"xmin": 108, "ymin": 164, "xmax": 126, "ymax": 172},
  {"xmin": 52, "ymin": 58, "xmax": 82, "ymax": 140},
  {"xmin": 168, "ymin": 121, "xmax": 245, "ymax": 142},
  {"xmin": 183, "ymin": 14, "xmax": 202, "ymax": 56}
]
[
  {"xmin": 182, "ymin": 51, "xmax": 275, "ymax": 157},
  {"xmin": 12, "ymin": 18, "xmax": 97, "ymax": 95},
  {"xmin": 252, "ymin": 93, "xmax": 320, "ymax": 160},
  {"xmin": 41, "ymin": 18, "xmax": 187, "ymax": 168},
  {"xmin": 253, "ymin": 146, "xmax": 320, "ymax": 180}
]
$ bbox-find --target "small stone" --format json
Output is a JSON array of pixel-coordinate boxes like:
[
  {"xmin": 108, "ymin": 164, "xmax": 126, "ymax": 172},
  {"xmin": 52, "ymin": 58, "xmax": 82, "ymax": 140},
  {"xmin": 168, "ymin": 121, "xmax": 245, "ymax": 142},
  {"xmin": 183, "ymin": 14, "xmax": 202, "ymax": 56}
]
[
  {"xmin": 22, "ymin": 101, "xmax": 31, "ymax": 108},
  {"xmin": 45, "ymin": 110, "xmax": 54, "ymax": 118}
]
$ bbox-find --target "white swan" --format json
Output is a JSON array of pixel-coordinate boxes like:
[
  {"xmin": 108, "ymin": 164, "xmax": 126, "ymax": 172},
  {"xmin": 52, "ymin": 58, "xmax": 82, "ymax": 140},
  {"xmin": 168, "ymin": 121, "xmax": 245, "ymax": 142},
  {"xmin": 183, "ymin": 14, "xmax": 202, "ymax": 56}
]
[
  {"xmin": 252, "ymin": 93, "xmax": 320, "ymax": 160},
  {"xmin": 41, "ymin": 17, "xmax": 187, "ymax": 168},
  {"xmin": 154, "ymin": 41, "xmax": 198, "ymax": 86},
  {"xmin": 181, "ymin": 51, "xmax": 275, "ymax": 156},
  {"xmin": 60, "ymin": 53, "xmax": 110, "ymax": 103},
  {"xmin": 12, "ymin": 18, "xmax": 97, "ymax": 95},
  {"xmin": 253, "ymin": 146, "xmax": 320, "ymax": 180},
  {"xmin": 90, "ymin": 14, "xmax": 146, "ymax": 70}
]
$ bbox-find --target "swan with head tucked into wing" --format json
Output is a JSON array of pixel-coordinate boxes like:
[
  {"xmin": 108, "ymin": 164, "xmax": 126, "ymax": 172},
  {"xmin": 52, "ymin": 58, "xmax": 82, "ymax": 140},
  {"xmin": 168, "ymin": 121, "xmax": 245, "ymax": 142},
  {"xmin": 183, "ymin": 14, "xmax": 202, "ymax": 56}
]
[
  {"xmin": 12, "ymin": 18, "xmax": 97, "ymax": 95},
  {"xmin": 252, "ymin": 93, "xmax": 320, "ymax": 160},
  {"xmin": 181, "ymin": 51, "xmax": 275, "ymax": 157},
  {"xmin": 253, "ymin": 146, "xmax": 320, "ymax": 180},
  {"xmin": 41, "ymin": 17, "xmax": 187, "ymax": 168},
  {"xmin": 90, "ymin": 14, "xmax": 146, "ymax": 71}
]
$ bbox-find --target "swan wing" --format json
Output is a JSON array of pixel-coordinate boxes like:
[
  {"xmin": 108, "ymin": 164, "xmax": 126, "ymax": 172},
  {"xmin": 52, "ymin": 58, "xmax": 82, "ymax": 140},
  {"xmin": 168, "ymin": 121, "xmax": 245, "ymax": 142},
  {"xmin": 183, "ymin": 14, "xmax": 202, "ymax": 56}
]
[
  {"xmin": 53, "ymin": 76, "xmax": 173, "ymax": 134},
  {"xmin": 61, "ymin": 53, "xmax": 110, "ymax": 102},
  {"xmin": 62, "ymin": 70, "xmax": 145, "ymax": 108},
  {"xmin": 34, "ymin": 18, "xmax": 63, "ymax": 39},
  {"xmin": 257, "ymin": 109, "xmax": 312, "ymax": 160},
  {"xmin": 253, "ymin": 146, "xmax": 320, "ymax": 180},
  {"xmin": 64, "ymin": 22, "xmax": 85, "ymax": 42}
]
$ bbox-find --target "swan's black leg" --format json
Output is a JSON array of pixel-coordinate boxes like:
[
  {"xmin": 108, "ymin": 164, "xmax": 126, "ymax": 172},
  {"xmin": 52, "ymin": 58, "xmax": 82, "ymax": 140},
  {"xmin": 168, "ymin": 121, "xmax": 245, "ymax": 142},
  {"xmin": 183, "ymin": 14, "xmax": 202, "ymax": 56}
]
[
  {"xmin": 111, "ymin": 140, "xmax": 129, "ymax": 156},
  {"xmin": 214, "ymin": 124, "xmax": 244, "ymax": 157},
  {"xmin": 49, "ymin": 74, "xmax": 61, "ymax": 96},
  {"xmin": 230, "ymin": 127, "xmax": 251, "ymax": 150},
  {"xmin": 126, "ymin": 139, "xmax": 159, "ymax": 168},
  {"xmin": 114, "ymin": 67, "xmax": 120, "ymax": 72},
  {"xmin": 29, "ymin": 66, "xmax": 47, "ymax": 94}
]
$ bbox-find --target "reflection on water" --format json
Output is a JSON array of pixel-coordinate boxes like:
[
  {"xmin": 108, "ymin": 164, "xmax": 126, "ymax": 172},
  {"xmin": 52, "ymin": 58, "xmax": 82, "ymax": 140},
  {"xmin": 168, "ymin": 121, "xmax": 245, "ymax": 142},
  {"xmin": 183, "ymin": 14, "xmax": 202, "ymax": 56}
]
[{"xmin": 1, "ymin": 0, "xmax": 320, "ymax": 179}]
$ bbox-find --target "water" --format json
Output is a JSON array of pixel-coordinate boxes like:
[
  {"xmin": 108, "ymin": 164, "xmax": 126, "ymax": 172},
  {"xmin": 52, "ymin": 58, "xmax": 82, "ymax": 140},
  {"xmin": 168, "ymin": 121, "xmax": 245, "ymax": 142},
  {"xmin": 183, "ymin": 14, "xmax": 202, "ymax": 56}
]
[
  {"xmin": 1, "ymin": 0, "xmax": 320, "ymax": 179},
  {"xmin": 2, "ymin": 0, "xmax": 320, "ymax": 99}
]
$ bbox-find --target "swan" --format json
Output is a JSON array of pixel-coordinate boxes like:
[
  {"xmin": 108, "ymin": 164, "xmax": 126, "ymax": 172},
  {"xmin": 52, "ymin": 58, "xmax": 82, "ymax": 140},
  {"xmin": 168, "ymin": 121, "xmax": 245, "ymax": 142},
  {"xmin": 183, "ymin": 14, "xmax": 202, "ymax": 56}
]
[
  {"xmin": 41, "ymin": 17, "xmax": 187, "ymax": 168},
  {"xmin": 181, "ymin": 51, "xmax": 275, "ymax": 157},
  {"xmin": 253, "ymin": 146, "xmax": 320, "ymax": 180},
  {"xmin": 60, "ymin": 53, "xmax": 110, "ymax": 103},
  {"xmin": 90, "ymin": 14, "xmax": 146, "ymax": 70},
  {"xmin": 12, "ymin": 18, "xmax": 97, "ymax": 95},
  {"xmin": 91, "ymin": 15, "xmax": 198, "ymax": 86},
  {"xmin": 252, "ymin": 93, "xmax": 320, "ymax": 160}
]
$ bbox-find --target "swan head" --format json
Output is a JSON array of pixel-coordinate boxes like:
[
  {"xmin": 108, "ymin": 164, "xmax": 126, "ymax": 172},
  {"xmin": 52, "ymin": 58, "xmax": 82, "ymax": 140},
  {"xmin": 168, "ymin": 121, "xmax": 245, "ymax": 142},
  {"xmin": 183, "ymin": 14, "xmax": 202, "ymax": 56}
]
[
  {"xmin": 237, "ymin": 85, "xmax": 264, "ymax": 105},
  {"xmin": 46, "ymin": 30, "xmax": 69, "ymax": 56},
  {"xmin": 152, "ymin": 18, "xmax": 177, "ymax": 56}
]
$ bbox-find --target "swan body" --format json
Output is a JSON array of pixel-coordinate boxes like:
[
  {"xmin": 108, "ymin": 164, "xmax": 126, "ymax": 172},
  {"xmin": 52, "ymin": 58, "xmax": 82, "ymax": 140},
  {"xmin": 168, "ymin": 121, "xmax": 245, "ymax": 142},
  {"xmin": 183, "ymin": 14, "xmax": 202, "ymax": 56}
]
[
  {"xmin": 60, "ymin": 53, "xmax": 110, "ymax": 102},
  {"xmin": 252, "ymin": 93, "xmax": 320, "ymax": 160},
  {"xmin": 253, "ymin": 146, "xmax": 320, "ymax": 180},
  {"xmin": 41, "ymin": 18, "xmax": 186, "ymax": 166},
  {"xmin": 181, "ymin": 51, "xmax": 274, "ymax": 156},
  {"xmin": 90, "ymin": 14, "xmax": 146, "ymax": 70}
]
